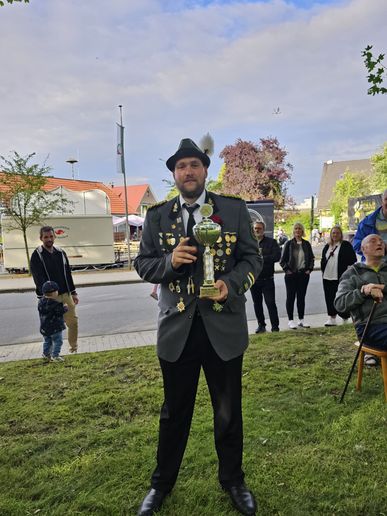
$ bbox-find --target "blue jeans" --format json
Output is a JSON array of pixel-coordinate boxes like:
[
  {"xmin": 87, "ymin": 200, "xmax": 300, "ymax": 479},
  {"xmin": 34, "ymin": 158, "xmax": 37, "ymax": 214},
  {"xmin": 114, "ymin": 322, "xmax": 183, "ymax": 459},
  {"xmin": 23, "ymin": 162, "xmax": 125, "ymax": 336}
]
[{"xmin": 43, "ymin": 331, "xmax": 63, "ymax": 358}]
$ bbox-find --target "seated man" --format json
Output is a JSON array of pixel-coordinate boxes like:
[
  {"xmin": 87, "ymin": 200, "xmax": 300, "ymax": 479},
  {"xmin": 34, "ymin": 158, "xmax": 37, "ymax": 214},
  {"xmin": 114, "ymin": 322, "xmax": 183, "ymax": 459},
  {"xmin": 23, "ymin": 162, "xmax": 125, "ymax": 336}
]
[{"xmin": 335, "ymin": 234, "xmax": 387, "ymax": 364}]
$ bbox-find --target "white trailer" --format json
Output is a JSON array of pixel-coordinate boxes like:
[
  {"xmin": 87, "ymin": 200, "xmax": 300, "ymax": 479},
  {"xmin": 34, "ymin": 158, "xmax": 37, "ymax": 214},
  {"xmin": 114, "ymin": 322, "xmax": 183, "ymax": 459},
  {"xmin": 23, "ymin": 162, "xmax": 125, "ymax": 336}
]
[{"xmin": 2, "ymin": 215, "xmax": 115, "ymax": 271}]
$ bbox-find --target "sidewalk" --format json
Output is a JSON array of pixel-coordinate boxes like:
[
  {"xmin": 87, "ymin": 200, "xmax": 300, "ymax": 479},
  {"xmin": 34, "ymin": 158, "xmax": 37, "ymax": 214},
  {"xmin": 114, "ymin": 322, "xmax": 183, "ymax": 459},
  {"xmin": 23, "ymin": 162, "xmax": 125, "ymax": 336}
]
[
  {"xmin": 0, "ymin": 267, "xmax": 143, "ymax": 293},
  {"xmin": 0, "ymin": 261, "xmax": 321, "ymax": 294},
  {"xmin": 0, "ymin": 312, "xmax": 333, "ymax": 363}
]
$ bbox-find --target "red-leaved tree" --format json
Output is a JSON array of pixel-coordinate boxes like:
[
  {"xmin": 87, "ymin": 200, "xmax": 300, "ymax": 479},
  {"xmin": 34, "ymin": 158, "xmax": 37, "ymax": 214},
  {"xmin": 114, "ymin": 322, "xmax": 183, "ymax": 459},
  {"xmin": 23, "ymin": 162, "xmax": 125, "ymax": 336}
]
[{"xmin": 219, "ymin": 137, "xmax": 293, "ymax": 208}]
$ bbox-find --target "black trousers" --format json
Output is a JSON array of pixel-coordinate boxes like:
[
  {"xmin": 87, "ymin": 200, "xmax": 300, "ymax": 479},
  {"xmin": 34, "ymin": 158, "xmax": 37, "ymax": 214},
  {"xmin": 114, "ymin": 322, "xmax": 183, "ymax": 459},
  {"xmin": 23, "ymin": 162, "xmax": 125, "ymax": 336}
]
[
  {"xmin": 323, "ymin": 279, "xmax": 350, "ymax": 319},
  {"xmin": 250, "ymin": 277, "xmax": 279, "ymax": 329},
  {"xmin": 151, "ymin": 312, "xmax": 244, "ymax": 492},
  {"xmin": 284, "ymin": 271, "xmax": 310, "ymax": 320}
]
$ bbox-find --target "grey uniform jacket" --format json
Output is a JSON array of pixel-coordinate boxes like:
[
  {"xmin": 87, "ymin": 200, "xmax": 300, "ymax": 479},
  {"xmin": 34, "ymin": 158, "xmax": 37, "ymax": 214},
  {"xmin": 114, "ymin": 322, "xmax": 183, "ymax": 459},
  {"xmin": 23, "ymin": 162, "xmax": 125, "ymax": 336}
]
[
  {"xmin": 134, "ymin": 192, "xmax": 263, "ymax": 362},
  {"xmin": 334, "ymin": 262, "xmax": 387, "ymax": 327}
]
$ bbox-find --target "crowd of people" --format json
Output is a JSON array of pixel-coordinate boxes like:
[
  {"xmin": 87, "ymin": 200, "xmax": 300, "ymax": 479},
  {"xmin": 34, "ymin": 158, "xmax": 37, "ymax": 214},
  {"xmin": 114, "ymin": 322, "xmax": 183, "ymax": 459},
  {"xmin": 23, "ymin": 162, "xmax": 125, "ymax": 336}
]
[{"xmin": 250, "ymin": 189, "xmax": 387, "ymax": 339}]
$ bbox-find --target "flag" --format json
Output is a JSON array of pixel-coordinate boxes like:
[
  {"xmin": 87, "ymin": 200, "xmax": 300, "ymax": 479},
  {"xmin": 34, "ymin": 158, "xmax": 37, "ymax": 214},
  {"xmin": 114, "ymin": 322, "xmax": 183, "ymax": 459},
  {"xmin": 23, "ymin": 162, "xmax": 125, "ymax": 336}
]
[{"xmin": 117, "ymin": 123, "xmax": 125, "ymax": 174}]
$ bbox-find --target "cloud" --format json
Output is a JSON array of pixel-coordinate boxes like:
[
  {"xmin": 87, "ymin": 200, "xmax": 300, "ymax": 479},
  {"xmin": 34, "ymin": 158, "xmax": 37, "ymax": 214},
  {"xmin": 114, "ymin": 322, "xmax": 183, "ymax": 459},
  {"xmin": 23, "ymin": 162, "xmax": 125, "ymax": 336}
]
[{"xmin": 0, "ymin": 0, "xmax": 386, "ymax": 201}]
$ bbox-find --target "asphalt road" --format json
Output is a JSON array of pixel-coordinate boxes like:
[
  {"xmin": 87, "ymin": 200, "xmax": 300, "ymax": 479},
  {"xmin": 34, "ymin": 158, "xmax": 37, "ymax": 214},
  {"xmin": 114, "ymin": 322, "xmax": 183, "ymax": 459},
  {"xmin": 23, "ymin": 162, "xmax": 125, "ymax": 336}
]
[{"xmin": 0, "ymin": 273, "xmax": 326, "ymax": 346}]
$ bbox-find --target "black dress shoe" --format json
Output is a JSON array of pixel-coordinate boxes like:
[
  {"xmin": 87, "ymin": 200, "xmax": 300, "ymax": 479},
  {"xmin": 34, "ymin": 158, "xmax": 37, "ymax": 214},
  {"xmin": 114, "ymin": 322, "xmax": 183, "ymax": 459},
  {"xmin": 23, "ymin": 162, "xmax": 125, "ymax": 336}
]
[
  {"xmin": 137, "ymin": 488, "xmax": 169, "ymax": 516},
  {"xmin": 225, "ymin": 484, "xmax": 257, "ymax": 515},
  {"xmin": 255, "ymin": 325, "xmax": 266, "ymax": 334},
  {"xmin": 271, "ymin": 327, "xmax": 280, "ymax": 332}
]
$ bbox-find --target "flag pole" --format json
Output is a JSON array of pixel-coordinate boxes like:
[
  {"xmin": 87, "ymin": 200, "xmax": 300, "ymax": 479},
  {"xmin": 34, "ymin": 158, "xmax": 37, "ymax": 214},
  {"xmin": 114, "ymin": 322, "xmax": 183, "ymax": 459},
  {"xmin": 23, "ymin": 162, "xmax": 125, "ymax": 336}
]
[{"xmin": 118, "ymin": 105, "xmax": 132, "ymax": 269}]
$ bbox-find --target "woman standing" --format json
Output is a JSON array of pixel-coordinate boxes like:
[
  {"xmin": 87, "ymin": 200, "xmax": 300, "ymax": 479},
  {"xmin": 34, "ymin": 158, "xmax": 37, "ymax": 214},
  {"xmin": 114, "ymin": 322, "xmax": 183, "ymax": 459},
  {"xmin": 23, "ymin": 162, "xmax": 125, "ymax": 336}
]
[
  {"xmin": 321, "ymin": 225, "xmax": 357, "ymax": 326},
  {"xmin": 280, "ymin": 223, "xmax": 314, "ymax": 329}
]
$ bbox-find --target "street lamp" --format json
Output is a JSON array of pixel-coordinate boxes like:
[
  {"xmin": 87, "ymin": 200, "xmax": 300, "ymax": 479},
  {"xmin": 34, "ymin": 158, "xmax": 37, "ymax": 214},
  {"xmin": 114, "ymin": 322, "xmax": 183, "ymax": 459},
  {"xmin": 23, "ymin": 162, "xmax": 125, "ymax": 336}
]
[{"xmin": 66, "ymin": 158, "xmax": 78, "ymax": 179}]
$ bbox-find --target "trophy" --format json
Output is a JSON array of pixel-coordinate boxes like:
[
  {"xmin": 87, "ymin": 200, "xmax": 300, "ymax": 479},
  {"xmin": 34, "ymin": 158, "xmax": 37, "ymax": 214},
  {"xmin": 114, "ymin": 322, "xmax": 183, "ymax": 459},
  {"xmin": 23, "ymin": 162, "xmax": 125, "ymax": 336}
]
[{"xmin": 193, "ymin": 204, "xmax": 221, "ymax": 298}]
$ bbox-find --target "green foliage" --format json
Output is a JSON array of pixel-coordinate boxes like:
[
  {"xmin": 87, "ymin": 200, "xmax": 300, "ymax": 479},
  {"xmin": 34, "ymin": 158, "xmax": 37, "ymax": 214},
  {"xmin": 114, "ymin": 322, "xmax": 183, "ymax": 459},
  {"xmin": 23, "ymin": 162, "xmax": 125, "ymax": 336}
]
[
  {"xmin": 1, "ymin": 327, "xmax": 387, "ymax": 514},
  {"xmin": 0, "ymin": 0, "xmax": 29, "ymax": 6},
  {"xmin": 0, "ymin": 152, "xmax": 73, "ymax": 271},
  {"xmin": 329, "ymin": 171, "xmax": 371, "ymax": 227},
  {"xmin": 362, "ymin": 45, "xmax": 387, "ymax": 95},
  {"xmin": 275, "ymin": 210, "xmax": 311, "ymax": 239},
  {"xmin": 371, "ymin": 142, "xmax": 387, "ymax": 191},
  {"xmin": 206, "ymin": 163, "xmax": 226, "ymax": 193}
]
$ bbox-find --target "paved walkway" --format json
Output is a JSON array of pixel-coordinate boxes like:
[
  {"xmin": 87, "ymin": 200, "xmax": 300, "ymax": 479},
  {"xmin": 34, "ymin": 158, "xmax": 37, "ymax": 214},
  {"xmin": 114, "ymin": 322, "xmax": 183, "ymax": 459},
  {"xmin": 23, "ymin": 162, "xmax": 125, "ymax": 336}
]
[{"xmin": 0, "ymin": 313, "xmax": 334, "ymax": 363}]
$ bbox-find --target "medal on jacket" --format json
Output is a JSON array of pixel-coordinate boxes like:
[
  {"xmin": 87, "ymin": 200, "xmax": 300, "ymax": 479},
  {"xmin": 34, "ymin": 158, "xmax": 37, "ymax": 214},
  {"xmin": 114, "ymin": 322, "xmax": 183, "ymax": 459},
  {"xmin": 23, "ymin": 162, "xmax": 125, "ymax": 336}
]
[
  {"xmin": 213, "ymin": 301, "xmax": 223, "ymax": 312},
  {"xmin": 176, "ymin": 297, "xmax": 186, "ymax": 312},
  {"xmin": 187, "ymin": 276, "xmax": 195, "ymax": 295}
]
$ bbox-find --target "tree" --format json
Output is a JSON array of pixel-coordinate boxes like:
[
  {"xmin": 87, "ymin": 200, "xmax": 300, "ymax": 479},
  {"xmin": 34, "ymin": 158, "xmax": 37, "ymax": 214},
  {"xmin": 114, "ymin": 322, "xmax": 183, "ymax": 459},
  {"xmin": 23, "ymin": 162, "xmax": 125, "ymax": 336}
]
[
  {"xmin": 206, "ymin": 164, "xmax": 226, "ymax": 194},
  {"xmin": 371, "ymin": 143, "xmax": 387, "ymax": 191},
  {"xmin": 0, "ymin": 0, "xmax": 29, "ymax": 5},
  {"xmin": 362, "ymin": 45, "xmax": 387, "ymax": 95},
  {"xmin": 0, "ymin": 152, "xmax": 72, "ymax": 272},
  {"xmin": 329, "ymin": 171, "xmax": 371, "ymax": 227},
  {"xmin": 219, "ymin": 137, "xmax": 293, "ymax": 208}
]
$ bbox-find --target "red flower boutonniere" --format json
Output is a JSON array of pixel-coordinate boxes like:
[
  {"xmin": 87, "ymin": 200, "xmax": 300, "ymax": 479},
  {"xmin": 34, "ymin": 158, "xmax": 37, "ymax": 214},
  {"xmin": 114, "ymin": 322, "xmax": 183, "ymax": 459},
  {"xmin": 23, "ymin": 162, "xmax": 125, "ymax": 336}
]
[{"xmin": 210, "ymin": 215, "xmax": 223, "ymax": 226}]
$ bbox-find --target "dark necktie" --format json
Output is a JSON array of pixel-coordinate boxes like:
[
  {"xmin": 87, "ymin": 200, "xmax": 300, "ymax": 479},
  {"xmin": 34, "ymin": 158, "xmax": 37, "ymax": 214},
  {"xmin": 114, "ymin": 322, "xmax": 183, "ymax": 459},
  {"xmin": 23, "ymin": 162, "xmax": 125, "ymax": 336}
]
[{"xmin": 185, "ymin": 203, "xmax": 199, "ymax": 245}]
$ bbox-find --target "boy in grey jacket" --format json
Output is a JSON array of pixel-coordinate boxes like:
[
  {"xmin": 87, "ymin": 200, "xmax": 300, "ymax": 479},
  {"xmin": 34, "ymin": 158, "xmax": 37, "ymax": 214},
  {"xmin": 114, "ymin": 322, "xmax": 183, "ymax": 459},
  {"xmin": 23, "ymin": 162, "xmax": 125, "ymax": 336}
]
[{"xmin": 335, "ymin": 234, "xmax": 387, "ymax": 350}]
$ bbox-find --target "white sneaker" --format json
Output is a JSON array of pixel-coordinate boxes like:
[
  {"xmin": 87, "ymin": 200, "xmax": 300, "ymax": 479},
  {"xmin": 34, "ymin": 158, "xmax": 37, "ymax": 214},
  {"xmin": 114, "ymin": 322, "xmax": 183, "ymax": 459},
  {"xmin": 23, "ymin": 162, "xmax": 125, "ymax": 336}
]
[
  {"xmin": 288, "ymin": 320, "xmax": 297, "ymax": 330},
  {"xmin": 298, "ymin": 320, "xmax": 310, "ymax": 328},
  {"xmin": 52, "ymin": 356, "xmax": 65, "ymax": 363},
  {"xmin": 341, "ymin": 318, "xmax": 351, "ymax": 325},
  {"xmin": 364, "ymin": 354, "xmax": 377, "ymax": 366},
  {"xmin": 324, "ymin": 317, "xmax": 337, "ymax": 327}
]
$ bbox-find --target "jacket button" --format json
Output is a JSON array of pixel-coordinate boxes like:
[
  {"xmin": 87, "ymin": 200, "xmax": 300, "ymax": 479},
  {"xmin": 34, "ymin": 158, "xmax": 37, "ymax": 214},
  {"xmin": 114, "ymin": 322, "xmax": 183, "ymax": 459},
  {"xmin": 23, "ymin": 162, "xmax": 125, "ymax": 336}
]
[{"xmin": 188, "ymin": 314, "xmax": 192, "ymax": 319}]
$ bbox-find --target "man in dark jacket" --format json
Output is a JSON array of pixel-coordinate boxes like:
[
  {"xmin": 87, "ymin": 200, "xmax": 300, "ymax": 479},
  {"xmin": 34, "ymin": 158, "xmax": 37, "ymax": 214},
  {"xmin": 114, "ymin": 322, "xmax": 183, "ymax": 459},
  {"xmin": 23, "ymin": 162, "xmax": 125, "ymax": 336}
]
[
  {"xmin": 250, "ymin": 221, "xmax": 281, "ymax": 333},
  {"xmin": 30, "ymin": 226, "xmax": 79, "ymax": 353},
  {"xmin": 134, "ymin": 137, "xmax": 262, "ymax": 516}
]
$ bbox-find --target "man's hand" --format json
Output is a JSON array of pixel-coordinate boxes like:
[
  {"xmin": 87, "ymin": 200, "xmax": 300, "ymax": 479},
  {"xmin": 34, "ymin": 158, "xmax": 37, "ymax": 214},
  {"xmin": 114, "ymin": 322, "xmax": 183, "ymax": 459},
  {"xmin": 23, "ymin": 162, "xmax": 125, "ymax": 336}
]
[
  {"xmin": 171, "ymin": 237, "xmax": 197, "ymax": 269},
  {"xmin": 203, "ymin": 279, "xmax": 229, "ymax": 303},
  {"xmin": 72, "ymin": 293, "xmax": 79, "ymax": 305},
  {"xmin": 361, "ymin": 283, "xmax": 384, "ymax": 303}
]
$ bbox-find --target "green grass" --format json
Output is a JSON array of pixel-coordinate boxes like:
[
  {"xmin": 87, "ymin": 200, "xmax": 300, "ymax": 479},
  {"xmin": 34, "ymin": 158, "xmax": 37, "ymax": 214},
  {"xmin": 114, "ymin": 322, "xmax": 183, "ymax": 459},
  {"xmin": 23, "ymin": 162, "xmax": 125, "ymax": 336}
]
[{"xmin": 1, "ymin": 326, "xmax": 387, "ymax": 515}]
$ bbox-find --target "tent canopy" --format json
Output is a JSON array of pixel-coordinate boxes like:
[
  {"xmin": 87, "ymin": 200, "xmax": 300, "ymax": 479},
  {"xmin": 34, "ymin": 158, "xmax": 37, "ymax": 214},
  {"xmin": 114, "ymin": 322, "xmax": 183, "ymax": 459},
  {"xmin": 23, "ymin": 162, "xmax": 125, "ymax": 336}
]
[{"xmin": 113, "ymin": 215, "xmax": 144, "ymax": 227}]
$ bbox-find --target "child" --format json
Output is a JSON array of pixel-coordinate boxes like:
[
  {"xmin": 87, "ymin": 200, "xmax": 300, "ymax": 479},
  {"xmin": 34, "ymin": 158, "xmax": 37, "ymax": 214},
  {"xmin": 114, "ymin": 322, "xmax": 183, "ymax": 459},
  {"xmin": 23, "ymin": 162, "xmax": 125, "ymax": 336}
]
[{"xmin": 39, "ymin": 280, "xmax": 68, "ymax": 363}]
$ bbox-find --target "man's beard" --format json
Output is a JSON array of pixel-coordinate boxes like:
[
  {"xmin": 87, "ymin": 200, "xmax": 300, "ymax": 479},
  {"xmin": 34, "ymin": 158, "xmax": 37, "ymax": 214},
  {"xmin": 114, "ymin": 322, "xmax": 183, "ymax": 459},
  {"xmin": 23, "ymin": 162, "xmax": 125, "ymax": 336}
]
[{"xmin": 178, "ymin": 180, "xmax": 205, "ymax": 200}]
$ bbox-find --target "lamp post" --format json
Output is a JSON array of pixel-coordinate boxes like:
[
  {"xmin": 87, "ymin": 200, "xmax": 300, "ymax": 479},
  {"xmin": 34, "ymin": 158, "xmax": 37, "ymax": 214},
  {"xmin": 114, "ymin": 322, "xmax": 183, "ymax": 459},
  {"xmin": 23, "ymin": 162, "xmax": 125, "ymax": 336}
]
[{"xmin": 66, "ymin": 158, "xmax": 78, "ymax": 179}]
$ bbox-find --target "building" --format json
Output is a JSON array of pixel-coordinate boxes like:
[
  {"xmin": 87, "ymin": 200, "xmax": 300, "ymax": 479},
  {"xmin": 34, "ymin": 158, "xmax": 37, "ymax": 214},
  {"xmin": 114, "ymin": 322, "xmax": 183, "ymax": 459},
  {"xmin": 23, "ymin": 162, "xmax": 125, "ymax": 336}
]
[
  {"xmin": 112, "ymin": 184, "xmax": 157, "ymax": 217},
  {"xmin": 317, "ymin": 158, "xmax": 373, "ymax": 212},
  {"xmin": 0, "ymin": 174, "xmax": 158, "ymax": 217}
]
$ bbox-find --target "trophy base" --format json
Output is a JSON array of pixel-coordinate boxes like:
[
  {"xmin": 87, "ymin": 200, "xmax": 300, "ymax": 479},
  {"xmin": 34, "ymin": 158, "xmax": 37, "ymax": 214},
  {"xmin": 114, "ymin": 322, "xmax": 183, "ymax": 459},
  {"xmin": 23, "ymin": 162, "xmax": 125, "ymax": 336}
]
[{"xmin": 199, "ymin": 285, "xmax": 220, "ymax": 298}]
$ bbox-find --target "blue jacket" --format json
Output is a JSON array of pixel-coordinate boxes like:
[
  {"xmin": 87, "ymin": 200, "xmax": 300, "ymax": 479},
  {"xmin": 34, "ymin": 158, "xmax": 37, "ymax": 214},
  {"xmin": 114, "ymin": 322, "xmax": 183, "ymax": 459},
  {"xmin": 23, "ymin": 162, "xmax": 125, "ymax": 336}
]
[{"xmin": 352, "ymin": 207, "xmax": 382, "ymax": 259}]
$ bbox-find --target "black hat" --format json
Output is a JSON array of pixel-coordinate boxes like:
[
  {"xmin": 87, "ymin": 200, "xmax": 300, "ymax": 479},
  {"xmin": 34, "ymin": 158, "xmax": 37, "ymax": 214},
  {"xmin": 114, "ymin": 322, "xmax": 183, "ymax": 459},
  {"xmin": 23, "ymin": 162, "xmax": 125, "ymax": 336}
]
[
  {"xmin": 166, "ymin": 138, "xmax": 211, "ymax": 171},
  {"xmin": 42, "ymin": 280, "xmax": 59, "ymax": 294}
]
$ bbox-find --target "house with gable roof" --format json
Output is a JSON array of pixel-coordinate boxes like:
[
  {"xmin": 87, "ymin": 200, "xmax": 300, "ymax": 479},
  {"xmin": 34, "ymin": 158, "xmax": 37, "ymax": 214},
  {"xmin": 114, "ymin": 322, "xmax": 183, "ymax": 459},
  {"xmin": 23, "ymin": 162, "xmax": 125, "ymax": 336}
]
[
  {"xmin": 113, "ymin": 184, "xmax": 157, "ymax": 217},
  {"xmin": 317, "ymin": 158, "xmax": 373, "ymax": 213}
]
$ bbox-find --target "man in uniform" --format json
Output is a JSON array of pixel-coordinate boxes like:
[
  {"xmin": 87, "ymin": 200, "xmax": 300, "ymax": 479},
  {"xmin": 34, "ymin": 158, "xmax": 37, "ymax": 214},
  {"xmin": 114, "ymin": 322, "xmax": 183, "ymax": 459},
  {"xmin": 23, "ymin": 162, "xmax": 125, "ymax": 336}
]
[{"xmin": 134, "ymin": 138, "xmax": 262, "ymax": 516}]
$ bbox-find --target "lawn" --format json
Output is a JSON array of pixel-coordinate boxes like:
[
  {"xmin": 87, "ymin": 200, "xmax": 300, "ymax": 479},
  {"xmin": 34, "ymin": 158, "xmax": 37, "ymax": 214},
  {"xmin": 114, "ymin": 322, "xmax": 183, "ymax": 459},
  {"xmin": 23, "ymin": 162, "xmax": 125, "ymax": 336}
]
[{"xmin": 1, "ymin": 326, "xmax": 387, "ymax": 515}]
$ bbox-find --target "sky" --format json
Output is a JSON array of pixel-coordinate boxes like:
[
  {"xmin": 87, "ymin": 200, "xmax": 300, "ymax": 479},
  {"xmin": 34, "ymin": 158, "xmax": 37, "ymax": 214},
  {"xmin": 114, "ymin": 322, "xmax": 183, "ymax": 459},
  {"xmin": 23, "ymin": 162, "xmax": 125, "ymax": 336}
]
[{"xmin": 0, "ymin": 0, "xmax": 386, "ymax": 203}]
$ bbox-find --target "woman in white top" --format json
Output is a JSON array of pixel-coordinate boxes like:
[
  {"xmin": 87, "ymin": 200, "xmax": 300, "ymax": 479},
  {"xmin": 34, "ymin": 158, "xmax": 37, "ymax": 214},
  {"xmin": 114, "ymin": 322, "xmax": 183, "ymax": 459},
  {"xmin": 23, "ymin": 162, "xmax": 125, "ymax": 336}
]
[{"xmin": 320, "ymin": 226, "xmax": 357, "ymax": 326}]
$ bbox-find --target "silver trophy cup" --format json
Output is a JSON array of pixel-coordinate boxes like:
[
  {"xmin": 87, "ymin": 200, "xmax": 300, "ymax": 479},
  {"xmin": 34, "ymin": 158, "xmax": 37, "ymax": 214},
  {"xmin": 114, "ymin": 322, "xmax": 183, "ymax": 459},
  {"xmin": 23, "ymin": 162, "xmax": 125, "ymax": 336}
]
[{"xmin": 193, "ymin": 204, "xmax": 221, "ymax": 298}]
